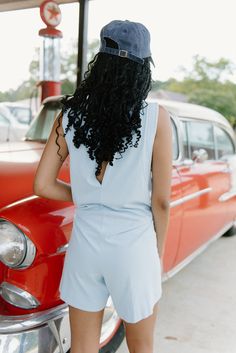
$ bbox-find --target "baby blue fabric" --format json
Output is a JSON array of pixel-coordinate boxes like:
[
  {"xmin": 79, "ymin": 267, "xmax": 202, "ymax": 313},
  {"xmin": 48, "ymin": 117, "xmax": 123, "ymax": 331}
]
[{"xmin": 59, "ymin": 101, "xmax": 162, "ymax": 323}]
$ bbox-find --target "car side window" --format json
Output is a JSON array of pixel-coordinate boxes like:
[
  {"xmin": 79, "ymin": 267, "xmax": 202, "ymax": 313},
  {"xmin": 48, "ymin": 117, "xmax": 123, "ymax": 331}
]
[
  {"xmin": 0, "ymin": 113, "xmax": 9, "ymax": 125},
  {"xmin": 171, "ymin": 118, "xmax": 178, "ymax": 160},
  {"xmin": 186, "ymin": 120, "xmax": 215, "ymax": 160},
  {"xmin": 10, "ymin": 107, "xmax": 31, "ymax": 124},
  {"xmin": 181, "ymin": 120, "xmax": 189, "ymax": 159},
  {"xmin": 214, "ymin": 125, "xmax": 235, "ymax": 158}
]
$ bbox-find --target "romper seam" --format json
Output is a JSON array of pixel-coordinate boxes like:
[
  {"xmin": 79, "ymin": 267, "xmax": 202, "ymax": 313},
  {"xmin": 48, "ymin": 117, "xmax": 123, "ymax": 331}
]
[
  {"xmin": 142, "ymin": 104, "xmax": 150, "ymax": 182},
  {"xmin": 143, "ymin": 102, "xmax": 159, "ymax": 181},
  {"xmin": 150, "ymin": 103, "xmax": 159, "ymax": 161}
]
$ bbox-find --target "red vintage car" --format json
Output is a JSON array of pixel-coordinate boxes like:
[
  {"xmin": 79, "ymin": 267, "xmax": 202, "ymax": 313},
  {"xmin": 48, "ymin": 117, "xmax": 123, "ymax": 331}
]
[{"xmin": 0, "ymin": 95, "xmax": 236, "ymax": 352}]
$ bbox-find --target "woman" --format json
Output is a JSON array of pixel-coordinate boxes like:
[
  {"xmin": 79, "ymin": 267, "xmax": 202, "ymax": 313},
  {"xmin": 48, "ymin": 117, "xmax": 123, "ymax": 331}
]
[{"xmin": 34, "ymin": 19, "xmax": 172, "ymax": 353}]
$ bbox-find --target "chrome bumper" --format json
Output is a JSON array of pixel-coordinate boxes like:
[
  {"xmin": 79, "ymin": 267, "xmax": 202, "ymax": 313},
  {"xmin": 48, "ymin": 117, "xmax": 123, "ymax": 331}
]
[
  {"xmin": 0, "ymin": 297, "xmax": 121, "ymax": 353},
  {"xmin": 0, "ymin": 303, "xmax": 71, "ymax": 353}
]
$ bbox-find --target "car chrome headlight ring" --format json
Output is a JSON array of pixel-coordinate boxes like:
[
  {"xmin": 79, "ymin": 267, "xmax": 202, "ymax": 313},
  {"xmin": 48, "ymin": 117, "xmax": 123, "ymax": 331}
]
[{"xmin": 0, "ymin": 218, "xmax": 36, "ymax": 269}]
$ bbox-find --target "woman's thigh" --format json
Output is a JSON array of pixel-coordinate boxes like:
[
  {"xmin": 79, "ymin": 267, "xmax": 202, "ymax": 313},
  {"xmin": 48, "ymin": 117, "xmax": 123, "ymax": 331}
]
[
  {"xmin": 69, "ymin": 305, "xmax": 105, "ymax": 353},
  {"xmin": 123, "ymin": 302, "xmax": 159, "ymax": 353}
]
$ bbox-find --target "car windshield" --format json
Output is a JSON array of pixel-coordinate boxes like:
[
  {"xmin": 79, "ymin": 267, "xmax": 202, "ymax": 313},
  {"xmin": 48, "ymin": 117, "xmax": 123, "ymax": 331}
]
[
  {"xmin": 8, "ymin": 106, "xmax": 31, "ymax": 124},
  {"xmin": 24, "ymin": 101, "xmax": 62, "ymax": 141}
]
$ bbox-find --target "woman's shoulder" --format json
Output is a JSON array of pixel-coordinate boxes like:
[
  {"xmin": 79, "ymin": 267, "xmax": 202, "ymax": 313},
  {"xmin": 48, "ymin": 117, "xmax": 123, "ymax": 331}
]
[
  {"xmin": 158, "ymin": 104, "xmax": 171, "ymax": 124},
  {"xmin": 155, "ymin": 104, "xmax": 171, "ymax": 139}
]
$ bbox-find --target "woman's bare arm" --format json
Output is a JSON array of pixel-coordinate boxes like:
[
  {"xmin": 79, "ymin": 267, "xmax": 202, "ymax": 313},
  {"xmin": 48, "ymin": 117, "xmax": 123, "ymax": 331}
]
[
  {"xmin": 151, "ymin": 104, "xmax": 173, "ymax": 263},
  {"xmin": 33, "ymin": 111, "xmax": 73, "ymax": 203}
]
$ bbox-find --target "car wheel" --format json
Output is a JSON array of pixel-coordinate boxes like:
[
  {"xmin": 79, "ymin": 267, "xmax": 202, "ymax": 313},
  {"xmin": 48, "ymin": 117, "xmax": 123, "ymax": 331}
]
[
  {"xmin": 99, "ymin": 320, "xmax": 125, "ymax": 353},
  {"xmin": 222, "ymin": 224, "xmax": 236, "ymax": 237}
]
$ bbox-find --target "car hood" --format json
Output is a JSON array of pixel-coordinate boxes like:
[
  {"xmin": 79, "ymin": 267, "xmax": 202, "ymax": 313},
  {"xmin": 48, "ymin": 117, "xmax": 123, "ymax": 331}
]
[
  {"xmin": 0, "ymin": 141, "xmax": 45, "ymax": 210},
  {"xmin": 0, "ymin": 140, "xmax": 44, "ymax": 153}
]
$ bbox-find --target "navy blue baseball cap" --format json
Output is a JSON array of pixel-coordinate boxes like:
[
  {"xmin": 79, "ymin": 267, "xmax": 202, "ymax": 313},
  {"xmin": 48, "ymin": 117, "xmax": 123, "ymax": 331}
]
[{"xmin": 99, "ymin": 19, "xmax": 155, "ymax": 67}]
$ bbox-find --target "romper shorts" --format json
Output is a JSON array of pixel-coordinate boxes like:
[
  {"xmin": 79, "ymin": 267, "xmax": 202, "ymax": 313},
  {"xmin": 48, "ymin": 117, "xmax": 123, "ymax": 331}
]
[{"xmin": 59, "ymin": 207, "xmax": 162, "ymax": 324}]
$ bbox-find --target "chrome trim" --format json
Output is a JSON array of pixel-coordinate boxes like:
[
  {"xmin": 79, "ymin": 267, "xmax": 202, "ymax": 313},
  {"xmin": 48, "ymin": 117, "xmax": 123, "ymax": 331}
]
[
  {"xmin": 213, "ymin": 124, "xmax": 218, "ymax": 159},
  {"xmin": 186, "ymin": 119, "xmax": 192, "ymax": 158},
  {"xmin": 0, "ymin": 303, "xmax": 68, "ymax": 334},
  {"xmin": 0, "ymin": 298, "xmax": 121, "ymax": 353},
  {"xmin": 170, "ymin": 113, "xmax": 185, "ymax": 164},
  {"xmin": 18, "ymin": 234, "xmax": 36, "ymax": 269},
  {"xmin": 0, "ymin": 218, "xmax": 36, "ymax": 269},
  {"xmin": 170, "ymin": 187, "xmax": 212, "ymax": 208},
  {"xmin": 220, "ymin": 167, "xmax": 232, "ymax": 174},
  {"xmin": 219, "ymin": 189, "xmax": 236, "ymax": 202},
  {"xmin": 0, "ymin": 304, "xmax": 69, "ymax": 353},
  {"xmin": 0, "ymin": 282, "xmax": 40, "ymax": 309},
  {"xmin": 57, "ymin": 243, "xmax": 69, "ymax": 253},
  {"xmin": 182, "ymin": 159, "xmax": 194, "ymax": 166},
  {"xmin": 3, "ymin": 195, "xmax": 38, "ymax": 209},
  {"xmin": 162, "ymin": 221, "xmax": 234, "ymax": 282},
  {"xmin": 48, "ymin": 320, "xmax": 65, "ymax": 353},
  {"xmin": 192, "ymin": 148, "xmax": 209, "ymax": 163}
]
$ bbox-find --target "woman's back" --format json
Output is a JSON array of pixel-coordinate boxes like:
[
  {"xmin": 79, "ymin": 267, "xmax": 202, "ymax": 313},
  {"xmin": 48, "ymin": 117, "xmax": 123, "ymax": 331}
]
[{"xmin": 62, "ymin": 101, "xmax": 159, "ymax": 235}]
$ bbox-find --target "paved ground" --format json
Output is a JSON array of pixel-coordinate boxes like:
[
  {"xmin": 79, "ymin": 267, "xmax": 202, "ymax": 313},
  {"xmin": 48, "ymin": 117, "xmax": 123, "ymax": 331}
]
[{"xmin": 117, "ymin": 232, "xmax": 236, "ymax": 353}]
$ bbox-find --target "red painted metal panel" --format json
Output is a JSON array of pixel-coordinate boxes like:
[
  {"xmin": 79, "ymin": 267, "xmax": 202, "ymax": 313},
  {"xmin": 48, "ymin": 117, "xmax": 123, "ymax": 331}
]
[
  {"xmin": 174, "ymin": 160, "xmax": 230, "ymax": 265},
  {"xmin": 162, "ymin": 166, "xmax": 183, "ymax": 272}
]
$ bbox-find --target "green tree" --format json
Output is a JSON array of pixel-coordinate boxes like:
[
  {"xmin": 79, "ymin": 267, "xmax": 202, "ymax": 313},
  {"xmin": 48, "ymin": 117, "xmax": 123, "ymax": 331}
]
[{"xmin": 161, "ymin": 55, "xmax": 236, "ymax": 127}]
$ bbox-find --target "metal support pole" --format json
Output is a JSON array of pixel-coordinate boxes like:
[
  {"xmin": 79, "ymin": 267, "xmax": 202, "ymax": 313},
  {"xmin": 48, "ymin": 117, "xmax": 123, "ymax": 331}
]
[{"xmin": 76, "ymin": 0, "xmax": 89, "ymax": 87}]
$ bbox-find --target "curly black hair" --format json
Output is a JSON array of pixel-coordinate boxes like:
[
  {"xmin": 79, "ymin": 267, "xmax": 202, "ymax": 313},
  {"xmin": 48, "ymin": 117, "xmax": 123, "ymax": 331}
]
[{"xmin": 56, "ymin": 50, "xmax": 152, "ymax": 177}]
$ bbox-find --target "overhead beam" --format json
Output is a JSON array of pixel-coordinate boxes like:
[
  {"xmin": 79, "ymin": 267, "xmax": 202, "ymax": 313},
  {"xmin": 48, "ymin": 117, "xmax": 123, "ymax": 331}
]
[
  {"xmin": 0, "ymin": 0, "xmax": 76, "ymax": 12},
  {"xmin": 77, "ymin": 0, "xmax": 88, "ymax": 87}
]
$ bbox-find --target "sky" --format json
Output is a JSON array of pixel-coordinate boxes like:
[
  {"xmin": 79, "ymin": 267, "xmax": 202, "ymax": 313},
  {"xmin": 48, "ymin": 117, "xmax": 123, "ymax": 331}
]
[{"xmin": 0, "ymin": 0, "xmax": 236, "ymax": 91}]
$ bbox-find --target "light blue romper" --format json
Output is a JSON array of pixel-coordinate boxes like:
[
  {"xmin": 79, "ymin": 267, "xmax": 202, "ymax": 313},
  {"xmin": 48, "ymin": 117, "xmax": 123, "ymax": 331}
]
[{"xmin": 59, "ymin": 101, "xmax": 162, "ymax": 323}]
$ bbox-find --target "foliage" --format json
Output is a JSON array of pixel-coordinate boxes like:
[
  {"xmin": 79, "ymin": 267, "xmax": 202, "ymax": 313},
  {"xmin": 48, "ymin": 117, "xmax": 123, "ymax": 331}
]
[
  {"xmin": 1, "ymin": 47, "xmax": 236, "ymax": 129},
  {"xmin": 158, "ymin": 55, "xmax": 236, "ymax": 127}
]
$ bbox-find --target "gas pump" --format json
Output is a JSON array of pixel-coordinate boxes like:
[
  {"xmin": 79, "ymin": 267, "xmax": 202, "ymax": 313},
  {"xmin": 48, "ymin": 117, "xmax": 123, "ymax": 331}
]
[{"xmin": 38, "ymin": 0, "xmax": 62, "ymax": 103}]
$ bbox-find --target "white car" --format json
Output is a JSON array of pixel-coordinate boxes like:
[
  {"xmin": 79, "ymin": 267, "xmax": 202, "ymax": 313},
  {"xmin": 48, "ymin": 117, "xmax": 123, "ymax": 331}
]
[
  {"xmin": 3, "ymin": 101, "xmax": 34, "ymax": 125},
  {"xmin": 0, "ymin": 103, "xmax": 28, "ymax": 142}
]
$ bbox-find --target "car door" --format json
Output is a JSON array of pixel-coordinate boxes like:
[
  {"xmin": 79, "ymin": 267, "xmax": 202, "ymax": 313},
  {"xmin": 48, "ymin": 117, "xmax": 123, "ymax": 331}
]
[
  {"xmin": 174, "ymin": 118, "xmax": 230, "ymax": 264},
  {"xmin": 0, "ymin": 113, "xmax": 10, "ymax": 142},
  {"xmin": 214, "ymin": 124, "xmax": 236, "ymax": 225}
]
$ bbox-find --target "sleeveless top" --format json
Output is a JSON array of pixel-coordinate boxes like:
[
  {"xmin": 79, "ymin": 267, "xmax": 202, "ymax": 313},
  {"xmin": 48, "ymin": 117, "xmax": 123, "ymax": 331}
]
[{"xmin": 62, "ymin": 102, "xmax": 159, "ymax": 239}]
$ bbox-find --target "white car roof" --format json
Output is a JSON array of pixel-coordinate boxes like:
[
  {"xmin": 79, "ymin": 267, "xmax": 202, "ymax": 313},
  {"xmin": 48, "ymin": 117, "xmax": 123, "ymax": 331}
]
[
  {"xmin": 148, "ymin": 97, "xmax": 231, "ymax": 129},
  {"xmin": 42, "ymin": 94, "xmax": 232, "ymax": 130}
]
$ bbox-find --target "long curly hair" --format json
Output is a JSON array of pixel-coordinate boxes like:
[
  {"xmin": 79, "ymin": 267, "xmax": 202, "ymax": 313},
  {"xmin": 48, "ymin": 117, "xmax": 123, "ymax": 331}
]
[{"xmin": 56, "ymin": 49, "xmax": 152, "ymax": 177}]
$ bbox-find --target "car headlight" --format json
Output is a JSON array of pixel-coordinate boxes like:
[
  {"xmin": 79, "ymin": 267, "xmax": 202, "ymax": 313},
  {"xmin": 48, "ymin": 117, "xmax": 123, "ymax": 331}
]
[{"xmin": 0, "ymin": 219, "xmax": 36, "ymax": 268}]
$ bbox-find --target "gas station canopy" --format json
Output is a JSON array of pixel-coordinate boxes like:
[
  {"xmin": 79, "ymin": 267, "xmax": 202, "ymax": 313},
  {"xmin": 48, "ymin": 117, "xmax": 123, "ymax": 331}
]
[{"xmin": 0, "ymin": 0, "xmax": 76, "ymax": 12}]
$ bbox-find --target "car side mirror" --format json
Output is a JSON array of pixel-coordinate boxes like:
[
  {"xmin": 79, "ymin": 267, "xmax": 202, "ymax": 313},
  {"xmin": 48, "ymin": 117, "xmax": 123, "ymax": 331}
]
[{"xmin": 192, "ymin": 148, "xmax": 208, "ymax": 162}]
